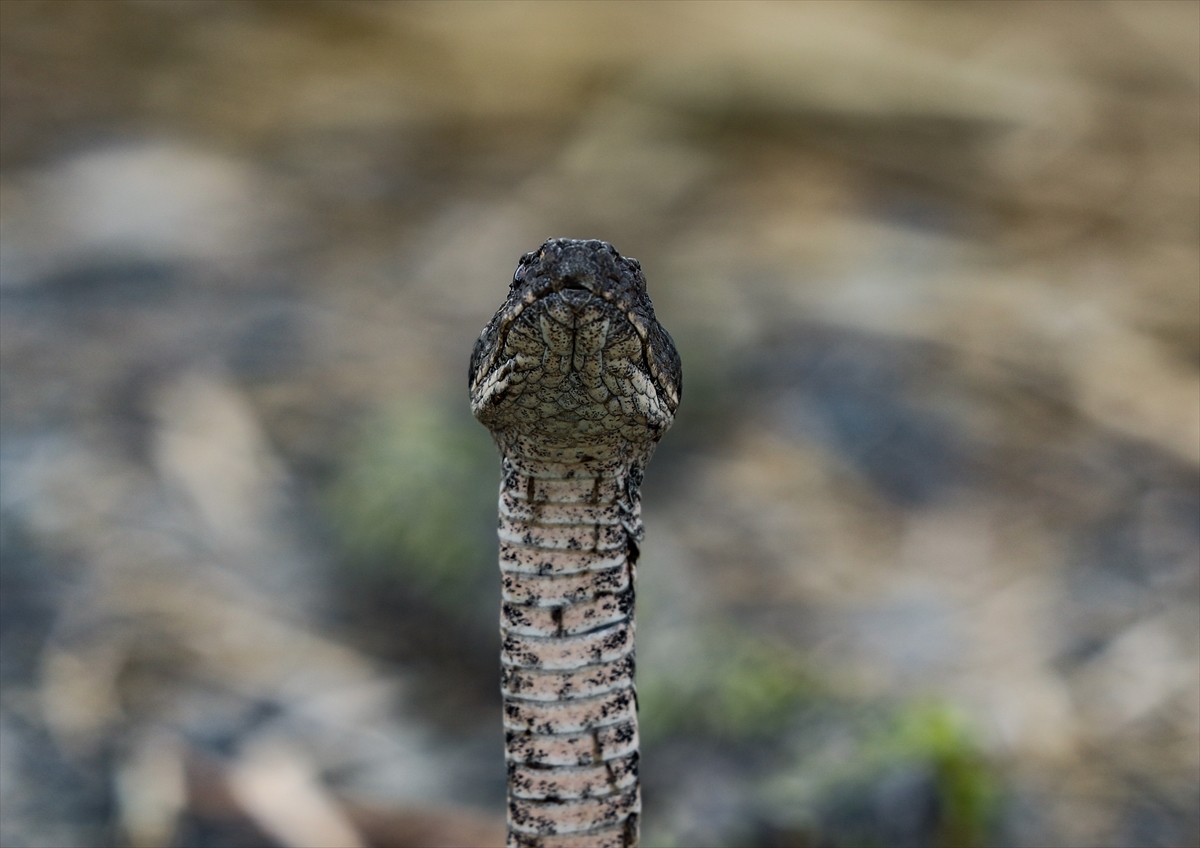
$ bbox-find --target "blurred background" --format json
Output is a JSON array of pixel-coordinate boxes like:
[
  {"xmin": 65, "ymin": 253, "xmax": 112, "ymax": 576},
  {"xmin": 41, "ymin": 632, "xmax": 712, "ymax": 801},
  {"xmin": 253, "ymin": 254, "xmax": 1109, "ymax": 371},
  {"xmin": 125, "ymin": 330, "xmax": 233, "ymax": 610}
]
[{"xmin": 1, "ymin": 2, "xmax": 1197, "ymax": 847}]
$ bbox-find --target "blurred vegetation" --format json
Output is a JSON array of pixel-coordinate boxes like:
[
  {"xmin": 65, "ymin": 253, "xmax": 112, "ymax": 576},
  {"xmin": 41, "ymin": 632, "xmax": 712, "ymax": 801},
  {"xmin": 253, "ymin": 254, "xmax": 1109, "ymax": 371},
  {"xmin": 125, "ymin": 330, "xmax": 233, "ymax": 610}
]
[
  {"xmin": 641, "ymin": 633, "xmax": 823, "ymax": 743},
  {"xmin": 867, "ymin": 704, "xmax": 999, "ymax": 848},
  {"xmin": 752, "ymin": 702, "xmax": 999, "ymax": 848},
  {"xmin": 323, "ymin": 402, "xmax": 496, "ymax": 608},
  {"xmin": 0, "ymin": 1, "xmax": 1196, "ymax": 846}
]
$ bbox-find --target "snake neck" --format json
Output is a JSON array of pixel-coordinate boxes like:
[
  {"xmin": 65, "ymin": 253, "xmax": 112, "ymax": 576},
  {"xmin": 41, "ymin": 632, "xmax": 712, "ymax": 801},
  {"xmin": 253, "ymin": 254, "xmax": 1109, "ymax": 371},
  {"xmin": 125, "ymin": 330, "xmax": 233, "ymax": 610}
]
[{"xmin": 497, "ymin": 455, "xmax": 642, "ymax": 848}]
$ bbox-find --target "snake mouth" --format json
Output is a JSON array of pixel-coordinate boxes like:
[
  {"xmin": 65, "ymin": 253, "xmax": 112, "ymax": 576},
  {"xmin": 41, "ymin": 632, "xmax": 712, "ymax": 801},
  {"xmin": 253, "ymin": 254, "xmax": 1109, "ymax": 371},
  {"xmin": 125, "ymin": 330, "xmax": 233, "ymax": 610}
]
[
  {"xmin": 511, "ymin": 270, "xmax": 616, "ymax": 325},
  {"xmin": 531, "ymin": 270, "xmax": 604, "ymax": 305},
  {"xmin": 555, "ymin": 273, "xmax": 592, "ymax": 292},
  {"xmin": 544, "ymin": 272, "xmax": 599, "ymax": 313},
  {"xmin": 517, "ymin": 240, "xmax": 624, "ymax": 301}
]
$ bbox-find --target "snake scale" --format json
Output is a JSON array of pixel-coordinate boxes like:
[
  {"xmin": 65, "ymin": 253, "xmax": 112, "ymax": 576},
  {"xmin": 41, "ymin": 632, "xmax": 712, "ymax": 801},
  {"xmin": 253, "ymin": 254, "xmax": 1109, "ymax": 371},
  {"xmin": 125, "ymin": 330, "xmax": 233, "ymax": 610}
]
[{"xmin": 470, "ymin": 239, "xmax": 681, "ymax": 847}]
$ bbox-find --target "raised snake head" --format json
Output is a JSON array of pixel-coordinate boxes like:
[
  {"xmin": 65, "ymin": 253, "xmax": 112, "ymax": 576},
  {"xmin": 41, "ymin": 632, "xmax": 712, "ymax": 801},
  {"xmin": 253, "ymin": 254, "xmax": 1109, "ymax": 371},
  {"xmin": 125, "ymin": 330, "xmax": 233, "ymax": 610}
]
[{"xmin": 469, "ymin": 238, "xmax": 681, "ymax": 463}]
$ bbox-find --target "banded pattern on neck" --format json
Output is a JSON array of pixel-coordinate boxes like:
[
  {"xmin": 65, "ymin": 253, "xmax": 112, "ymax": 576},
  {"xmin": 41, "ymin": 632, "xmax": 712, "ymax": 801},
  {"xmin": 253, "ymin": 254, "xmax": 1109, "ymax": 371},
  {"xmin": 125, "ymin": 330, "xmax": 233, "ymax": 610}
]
[{"xmin": 499, "ymin": 458, "xmax": 640, "ymax": 848}]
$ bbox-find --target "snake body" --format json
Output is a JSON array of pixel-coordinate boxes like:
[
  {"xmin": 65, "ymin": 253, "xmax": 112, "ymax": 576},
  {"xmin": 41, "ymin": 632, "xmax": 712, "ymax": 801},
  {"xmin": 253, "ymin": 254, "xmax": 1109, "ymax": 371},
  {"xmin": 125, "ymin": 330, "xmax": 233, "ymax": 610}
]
[{"xmin": 470, "ymin": 239, "xmax": 681, "ymax": 847}]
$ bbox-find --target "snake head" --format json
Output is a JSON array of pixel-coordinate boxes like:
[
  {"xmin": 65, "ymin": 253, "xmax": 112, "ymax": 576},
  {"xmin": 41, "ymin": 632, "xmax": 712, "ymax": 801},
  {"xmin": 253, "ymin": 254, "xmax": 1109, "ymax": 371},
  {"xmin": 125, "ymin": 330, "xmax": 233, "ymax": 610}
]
[{"xmin": 470, "ymin": 239, "xmax": 681, "ymax": 457}]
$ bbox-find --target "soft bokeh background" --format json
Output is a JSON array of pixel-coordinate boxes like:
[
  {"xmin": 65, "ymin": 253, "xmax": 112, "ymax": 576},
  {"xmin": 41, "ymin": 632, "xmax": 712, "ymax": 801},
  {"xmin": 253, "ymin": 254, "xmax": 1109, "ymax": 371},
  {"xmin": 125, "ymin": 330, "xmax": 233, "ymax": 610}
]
[{"xmin": 1, "ymin": 2, "xmax": 1197, "ymax": 847}]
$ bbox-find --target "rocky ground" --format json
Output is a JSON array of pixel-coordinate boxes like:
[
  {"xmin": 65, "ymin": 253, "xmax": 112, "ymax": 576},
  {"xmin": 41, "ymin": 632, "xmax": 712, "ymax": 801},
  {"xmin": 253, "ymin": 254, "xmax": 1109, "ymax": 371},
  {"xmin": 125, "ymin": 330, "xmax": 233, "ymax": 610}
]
[{"xmin": 1, "ymin": 2, "xmax": 1197, "ymax": 847}]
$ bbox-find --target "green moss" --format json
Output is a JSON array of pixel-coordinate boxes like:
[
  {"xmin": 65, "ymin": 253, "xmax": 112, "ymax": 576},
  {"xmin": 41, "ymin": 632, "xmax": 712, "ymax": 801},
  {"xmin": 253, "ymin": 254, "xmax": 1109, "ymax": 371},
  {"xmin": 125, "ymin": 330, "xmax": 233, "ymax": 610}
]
[
  {"xmin": 755, "ymin": 699, "xmax": 1002, "ymax": 848},
  {"xmin": 867, "ymin": 702, "xmax": 999, "ymax": 848},
  {"xmin": 323, "ymin": 402, "xmax": 497, "ymax": 606}
]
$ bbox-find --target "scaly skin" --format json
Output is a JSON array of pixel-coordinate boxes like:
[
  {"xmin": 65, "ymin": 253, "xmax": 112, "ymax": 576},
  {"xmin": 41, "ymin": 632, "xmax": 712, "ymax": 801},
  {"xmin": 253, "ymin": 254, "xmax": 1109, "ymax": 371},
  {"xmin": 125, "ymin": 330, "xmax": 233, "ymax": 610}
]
[{"xmin": 470, "ymin": 239, "xmax": 681, "ymax": 847}]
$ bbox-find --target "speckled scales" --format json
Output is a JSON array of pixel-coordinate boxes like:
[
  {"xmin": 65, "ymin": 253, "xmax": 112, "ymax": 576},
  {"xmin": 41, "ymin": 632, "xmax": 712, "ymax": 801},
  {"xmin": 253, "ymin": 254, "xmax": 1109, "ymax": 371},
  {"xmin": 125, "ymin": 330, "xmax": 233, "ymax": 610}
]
[
  {"xmin": 498, "ymin": 469, "xmax": 642, "ymax": 842},
  {"xmin": 471, "ymin": 239, "xmax": 680, "ymax": 847}
]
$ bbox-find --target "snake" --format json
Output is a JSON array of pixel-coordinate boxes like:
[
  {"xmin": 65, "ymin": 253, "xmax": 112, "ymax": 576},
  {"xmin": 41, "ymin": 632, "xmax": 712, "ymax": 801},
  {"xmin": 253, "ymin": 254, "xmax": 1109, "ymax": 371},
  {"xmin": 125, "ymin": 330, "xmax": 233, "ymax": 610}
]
[{"xmin": 470, "ymin": 239, "xmax": 682, "ymax": 847}]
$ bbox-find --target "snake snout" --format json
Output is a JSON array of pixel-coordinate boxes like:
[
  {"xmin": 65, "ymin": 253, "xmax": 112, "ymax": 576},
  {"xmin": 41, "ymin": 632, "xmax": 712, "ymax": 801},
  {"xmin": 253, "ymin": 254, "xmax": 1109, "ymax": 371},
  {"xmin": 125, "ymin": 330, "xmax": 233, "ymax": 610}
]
[
  {"xmin": 555, "ymin": 272, "xmax": 593, "ymax": 292},
  {"xmin": 550, "ymin": 269, "xmax": 600, "ymax": 313}
]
